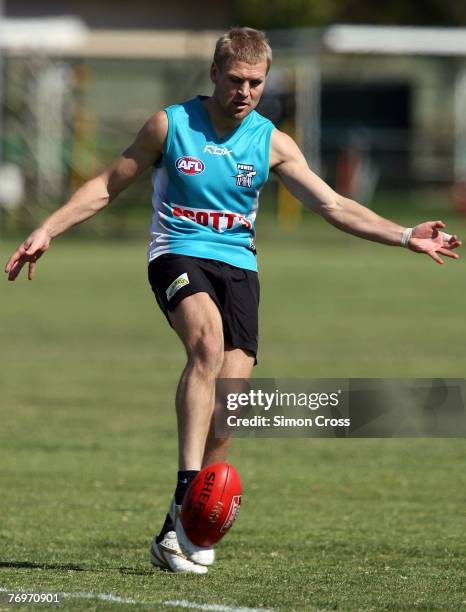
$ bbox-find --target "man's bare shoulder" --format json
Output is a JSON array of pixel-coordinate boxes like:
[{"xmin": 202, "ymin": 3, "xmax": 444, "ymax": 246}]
[
  {"xmin": 269, "ymin": 128, "xmax": 305, "ymax": 171},
  {"xmin": 113, "ymin": 110, "xmax": 168, "ymax": 172},
  {"xmin": 136, "ymin": 110, "xmax": 168, "ymax": 151}
]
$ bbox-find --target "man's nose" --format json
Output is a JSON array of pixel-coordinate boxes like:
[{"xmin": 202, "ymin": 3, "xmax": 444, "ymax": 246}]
[{"xmin": 237, "ymin": 82, "xmax": 250, "ymax": 97}]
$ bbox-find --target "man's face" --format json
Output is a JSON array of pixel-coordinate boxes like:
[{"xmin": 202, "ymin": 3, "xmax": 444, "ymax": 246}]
[{"xmin": 211, "ymin": 58, "xmax": 268, "ymax": 121}]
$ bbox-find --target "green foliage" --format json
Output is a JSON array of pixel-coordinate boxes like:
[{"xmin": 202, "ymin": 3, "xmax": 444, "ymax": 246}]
[
  {"xmin": 234, "ymin": 0, "xmax": 339, "ymax": 30},
  {"xmin": 234, "ymin": 0, "xmax": 466, "ymax": 29}
]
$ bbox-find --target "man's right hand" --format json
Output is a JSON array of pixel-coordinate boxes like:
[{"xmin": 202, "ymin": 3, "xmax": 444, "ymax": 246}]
[{"xmin": 4, "ymin": 227, "xmax": 52, "ymax": 281}]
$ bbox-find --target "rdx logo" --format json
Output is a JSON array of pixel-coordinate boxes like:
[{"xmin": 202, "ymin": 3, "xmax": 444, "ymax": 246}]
[
  {"xmin": 176, "ymin": 156, "xmax": 205, "ymax": 175},
  {"xmin": 204, "ymin": 145, "xmax": 232, "ymax": 156}
]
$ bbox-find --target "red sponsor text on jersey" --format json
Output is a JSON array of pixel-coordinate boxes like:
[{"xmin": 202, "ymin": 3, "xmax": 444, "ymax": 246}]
[
  {"xmin": 172, "ymin": 204, "xmax": 252, "ymax": 231},
  {"xmin": 176, "ymin": 156, "xmax": 205, "ymax": 175}
]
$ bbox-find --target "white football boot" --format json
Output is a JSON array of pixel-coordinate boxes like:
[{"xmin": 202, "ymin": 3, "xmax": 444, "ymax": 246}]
[
  {"xmin": 150, "ymin": 531, "xmax": 208, "ymax": 574},
  {"xmin": 170, "ymin": 498, "xmax": 216, "ymax": 567}
]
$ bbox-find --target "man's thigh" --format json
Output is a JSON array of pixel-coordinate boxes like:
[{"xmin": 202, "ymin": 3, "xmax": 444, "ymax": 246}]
[{"xmin": 169, "ymin": 292, "xmax": 224, "ymax": 354}]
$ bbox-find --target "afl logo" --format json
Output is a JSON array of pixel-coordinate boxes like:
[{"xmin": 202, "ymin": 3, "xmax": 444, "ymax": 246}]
[{"xmin": 176, "ymin": 156, "xmax": 205, "ymax": 175}]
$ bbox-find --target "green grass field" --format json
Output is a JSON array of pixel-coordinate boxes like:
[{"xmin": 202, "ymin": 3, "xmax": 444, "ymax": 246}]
[{"xmin": 1, "ymin": 217, "xmax": 465, "ymax": 611}]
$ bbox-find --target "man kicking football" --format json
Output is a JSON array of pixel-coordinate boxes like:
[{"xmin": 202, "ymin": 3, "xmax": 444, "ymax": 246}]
[{"xmin": 5, "ymin": 27, "xmax": 461, "ymax": 574}]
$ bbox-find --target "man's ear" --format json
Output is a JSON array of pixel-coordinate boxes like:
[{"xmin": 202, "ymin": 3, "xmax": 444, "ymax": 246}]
[{"xmin": 210, "ymin": 62, "xmax": 217, "ymax": 85}]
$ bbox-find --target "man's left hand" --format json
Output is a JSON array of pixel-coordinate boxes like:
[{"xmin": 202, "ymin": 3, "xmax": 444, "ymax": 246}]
[{"xmin": 409, "ymin": 220, "xmax": 462, "ymax": 264}]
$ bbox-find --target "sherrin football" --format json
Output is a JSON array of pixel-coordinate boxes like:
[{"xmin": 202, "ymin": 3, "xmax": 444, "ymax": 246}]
[{"xmin": 180, "ymin": 463, "xmax": 242, "ymax": 547}]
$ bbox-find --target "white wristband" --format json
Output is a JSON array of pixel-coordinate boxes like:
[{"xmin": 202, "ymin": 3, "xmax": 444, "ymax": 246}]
[{"xmin": 401, "ymin": 227, "xmax": 413, "ymax": 248}]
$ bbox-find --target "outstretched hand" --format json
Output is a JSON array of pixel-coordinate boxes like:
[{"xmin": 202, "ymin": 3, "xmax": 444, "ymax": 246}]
[
  {"xmin": 409, "ymin": 220, "xmax": 461, "ymax": 264},
  {"xmin": 4, "ymin": 228, "xmax": 51, "ymax": 281}
]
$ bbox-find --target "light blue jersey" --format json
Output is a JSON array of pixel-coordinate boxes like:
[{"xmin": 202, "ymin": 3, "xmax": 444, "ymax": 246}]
[{"xmin": 148, "ymin": 96, "xmax": 274, "ymax": 271}]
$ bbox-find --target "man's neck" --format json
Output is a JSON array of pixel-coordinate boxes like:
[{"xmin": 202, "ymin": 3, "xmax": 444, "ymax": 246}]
[{"xmin": 202, "ymin": 97, "xmax": 242, "ymax": 137}]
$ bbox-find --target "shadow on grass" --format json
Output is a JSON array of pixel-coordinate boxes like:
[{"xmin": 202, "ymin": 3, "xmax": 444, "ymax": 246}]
[
  {"xmin": 0, "ymin": 560, "xmax": 155, "ymax": 576},
  {"xmin": 118, "ymin": 567, "xmax": 155, "ymax": 576},
  {"xmin": 0, "ymin": 561, "xmax": 87, "ymax": 572}
]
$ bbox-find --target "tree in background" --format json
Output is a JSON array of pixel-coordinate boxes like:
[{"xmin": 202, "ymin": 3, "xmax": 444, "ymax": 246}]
[{"xmin": 234, "ymin": 0, "xmax": 466, "ymax": 29}]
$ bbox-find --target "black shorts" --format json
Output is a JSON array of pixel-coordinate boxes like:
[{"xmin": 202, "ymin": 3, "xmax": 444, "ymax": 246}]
[{"xmin": 148, "ymin": 254, "xmax": 260, "ymax": 360}]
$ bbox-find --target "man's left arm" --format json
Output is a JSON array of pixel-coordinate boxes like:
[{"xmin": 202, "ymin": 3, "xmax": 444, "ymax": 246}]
[{"xmin": 270, "ymin": 129, "xmax": 461, "ymax": 264}]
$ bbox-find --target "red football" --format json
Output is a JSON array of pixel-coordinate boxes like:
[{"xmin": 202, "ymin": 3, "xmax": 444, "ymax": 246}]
[{"xmin": 180, "ymin": 463, "xmax": 242, "ymax": 547}]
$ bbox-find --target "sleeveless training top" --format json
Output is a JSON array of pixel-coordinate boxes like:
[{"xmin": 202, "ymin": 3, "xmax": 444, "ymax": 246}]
[{"xmin": 147, "ymin": 96, "xmax": 274, "ymax": 271}]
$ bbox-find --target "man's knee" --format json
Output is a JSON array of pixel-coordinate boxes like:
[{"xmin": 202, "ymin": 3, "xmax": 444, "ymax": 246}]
[
  {"xmin": 188, "ymin": 332, "xmax": 224, "ymax": 375},
  {"xmin": 170, "ymin": 294, "xmax": 224, "ymax": 372}
]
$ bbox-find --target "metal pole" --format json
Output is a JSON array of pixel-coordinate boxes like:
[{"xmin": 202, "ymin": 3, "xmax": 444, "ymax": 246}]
[
  {"xmin": 0, "ymin": 0, "xmax": 5, "ymax": 232},
  {"xmin": 453, "ymin": 66, "xmax": 466, "ymax": 182},
  {"xmin": 0, "ymin": 0, "xmax": 4, "ymax": 166},
  {"xmin": 295, "ymin": 56, "xmax": 321, "ymax": 174}
]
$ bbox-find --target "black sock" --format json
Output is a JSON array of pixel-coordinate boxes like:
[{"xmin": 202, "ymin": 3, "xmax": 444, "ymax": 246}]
[
  {"xmin": 156, "ymin": 470, "xmax": 199, "ymax": 543},
  {"xmin": 174, "ymin": 470, "xmax": 199, "ymax": 505},
  {"xmin": 156, "ymin": 513, "xmax": 174, "ymax": 544}
]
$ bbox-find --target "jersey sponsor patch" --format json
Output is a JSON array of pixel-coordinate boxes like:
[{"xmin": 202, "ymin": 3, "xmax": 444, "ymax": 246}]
[
  {"xmin": 235, "ymin": 164, "xmax": 256, "ymax": 188},
  {"xmin": 172, "ymin": 204, "xmax": 253, "ymax": 231},
  {"xmin": 166, "ymin": 272, "xmax": 189, "ymax": 301},
  {"xmin": 176, "ymin": 156, "xmax": 205, "ymax": 175}
]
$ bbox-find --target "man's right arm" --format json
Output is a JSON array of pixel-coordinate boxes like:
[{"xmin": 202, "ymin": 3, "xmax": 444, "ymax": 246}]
[{"xmin": 5, "ymin": 111, "xmax": 168, "ymax": 281}]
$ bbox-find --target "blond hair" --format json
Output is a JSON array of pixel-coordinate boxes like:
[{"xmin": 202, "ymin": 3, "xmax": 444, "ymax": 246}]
[{"xmin": 214, "ymin": 27, "xmax": 272, "ymax": 73}]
